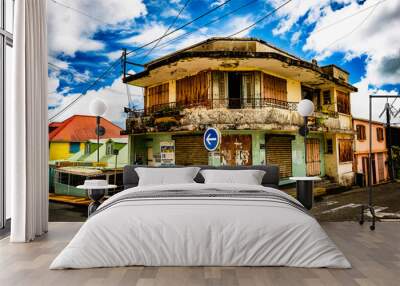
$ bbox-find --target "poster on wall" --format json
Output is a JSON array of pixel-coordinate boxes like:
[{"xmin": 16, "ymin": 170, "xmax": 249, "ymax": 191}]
[{"xmin": 160, "ymin": 141, "xmax": 175, "ymax": 165}]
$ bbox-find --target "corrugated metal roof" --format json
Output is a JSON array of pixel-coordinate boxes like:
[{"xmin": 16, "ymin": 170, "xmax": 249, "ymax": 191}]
[{"xmin": 49, "ymin": 115, "xmax": 126, "ymax": 142}]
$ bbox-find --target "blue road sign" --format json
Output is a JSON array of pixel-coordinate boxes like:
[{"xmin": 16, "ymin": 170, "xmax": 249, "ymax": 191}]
[{"xmin": 203, "ymin": 127, "xmax": 220, "ymax": 151}]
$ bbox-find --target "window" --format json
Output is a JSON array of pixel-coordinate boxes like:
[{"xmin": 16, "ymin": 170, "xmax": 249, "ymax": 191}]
[
  {"xmin": 106, "ymin": 143, "xmax": 113, "ymax": 155},
  {"xmin": 377, "ymin": 127, "xmax": 384, "ymax": 142},
  {"xmin": 69, "ymin": 142, "xmax": 80, "ymax": 153},
  {"xmin": 85, "ymin": 143, "xmax": 91, "ymax": 155},
  {"xmin": 1, "ymin": 0, "xmax": 15, "ymax": 229},
  {"xmin": 356, "ymin": 125, "xmax": 366, "ymax": 140},
  {"xmin": 146, "ymin": 83, "xmax": 169, "ymax": 112},
  {"xmin": 323, "ymin": 90, "xmax": 331, "ymax": 105},
  {"xmin": 339, "ymin": 139, "xmax": 353, "ymax": 163},
  {"xmin": 263, "ymin": 73, "xmax": 287, "ymax": 102},
  {"xmin": 326, "ymin": 139, "xmax": 333, "ymax": 154},
  {"xmin": 337, "ymin": 90, "xmax": 350, "ymax": 114},
  {"xmin": 176, "ymin": 71, "xmax": 208, "ymax": 106}
]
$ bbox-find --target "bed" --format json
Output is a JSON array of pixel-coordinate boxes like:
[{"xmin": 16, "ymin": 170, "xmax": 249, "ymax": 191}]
[{"xmin": 50, "ymin": 165, "xmax": 350, "ymax": 269}]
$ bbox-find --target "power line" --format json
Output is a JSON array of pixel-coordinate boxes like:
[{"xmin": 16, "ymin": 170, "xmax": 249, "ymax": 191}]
[
  {"xmin": 125, "ymin": 0, "xmax": 233, "ymax": 56},
  {"xmin": 127, "ymin": 0, "xmax": 259, "ymax": 62},
  {"xmin": 142, "ymin": 0, "xmax": 192, "ymax": 61},
  {"xmin": 312, "ymin": 0, "xmax": 388, "ymax": 34},
  {"xmin": 322, "ymin": 1, "xmax": 380, "ymax": 50},
  {"xmin": 48, "ymin": 0, "xmax": 109, "ymax": 25},
  {"xmin": 227, "ymin": 0, "xmax": 293, "ymax": 38},
  {"xmin": 49, "ymin": 58, "xmax": 122, "ymax": 121}
]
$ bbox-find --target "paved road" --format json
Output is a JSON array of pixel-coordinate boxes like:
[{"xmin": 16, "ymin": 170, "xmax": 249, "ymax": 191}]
[
  {"xmin": 311, "ymin": 182, "xmax": 400, "ymax": 221},
  {"xmin": 49, "ymin": 182, "xmax": 400, "ymax": 222}
]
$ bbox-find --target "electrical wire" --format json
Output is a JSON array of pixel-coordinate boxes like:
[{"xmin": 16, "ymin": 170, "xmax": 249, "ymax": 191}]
[
  {"xmin": 48, "ymin": 0, "xmax": 109, "ymax": 25},
  {"xmin": 49, "ymin": 58, "xmax": 122, "ymax": 121},
  {"xmin": 125, "ymin": 0, "xmax": 233, "ymax": 56},
  {"xmin": 129, "ymin": 0, "xmax": 260, "ymax": 61},
  {"xmin": 142, "ymin": 0, "xmax": 192, "ymax": 61},
  {"xmin": 227, "ymin": 0, "xmax": 293, "ymax": 38}
]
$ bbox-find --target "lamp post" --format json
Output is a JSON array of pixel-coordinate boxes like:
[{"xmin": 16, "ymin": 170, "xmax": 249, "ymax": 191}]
[
  {"xmin": 289, "ymin": 99, "xmax": 318, "ymax": 210},
  {"xmin": 298, "ymin": 99, "xmax": 315, "ymax": 173},
  {"xmin": 90, "ymin": 99, "xmax": 107, "ymax": 163}
]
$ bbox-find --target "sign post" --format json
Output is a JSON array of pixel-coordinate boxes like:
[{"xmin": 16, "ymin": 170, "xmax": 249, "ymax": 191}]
[{"xmin": 203, "ymin": 127, "xmax": 221, "ymax": 152}]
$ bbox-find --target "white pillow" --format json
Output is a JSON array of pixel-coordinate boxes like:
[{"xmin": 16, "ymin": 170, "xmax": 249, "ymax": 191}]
[
  {"xmin": 135, "ymin": 167, "xmax": 200, "ymax": 186},
  {"xmin": 200, "ymin": 169, "xmax": 265, "ymax": 185}
]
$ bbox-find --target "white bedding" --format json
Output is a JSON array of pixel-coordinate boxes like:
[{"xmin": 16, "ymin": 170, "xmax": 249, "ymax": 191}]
[{"xmin": 50, "ymin": 183, "xmax": 351, "ymax": 269}]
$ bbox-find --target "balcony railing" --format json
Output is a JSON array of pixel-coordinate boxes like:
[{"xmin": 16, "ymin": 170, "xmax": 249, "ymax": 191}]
[{"xmin": 129, "ymin": 97, "xmax": 299, "ymax": 117}]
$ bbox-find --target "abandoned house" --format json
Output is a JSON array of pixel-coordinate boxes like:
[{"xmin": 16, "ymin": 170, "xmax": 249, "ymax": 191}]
[{"xmin": 122, "ymin": 37, "xmax": 358, "ymax": 185}]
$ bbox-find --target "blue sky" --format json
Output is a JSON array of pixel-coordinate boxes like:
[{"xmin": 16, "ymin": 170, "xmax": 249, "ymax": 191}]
[{"xmin": 47, "ymin": 0, "xmax": 400, "ymax": 126}]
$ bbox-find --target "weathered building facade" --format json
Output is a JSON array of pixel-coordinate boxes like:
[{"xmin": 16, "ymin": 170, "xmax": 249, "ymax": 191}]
[
  {"xmin": 353, "ymin": 118, "xmax": 389, "ymax": 185},
  {"xmin": 122, "ymin": 38, "xmax": 357, "ymax": 185}
]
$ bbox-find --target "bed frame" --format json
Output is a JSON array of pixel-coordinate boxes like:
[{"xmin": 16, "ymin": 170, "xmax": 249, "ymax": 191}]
[{"xmin": 123, "ymin": 165, "xmax": 280, "ymax": 190}]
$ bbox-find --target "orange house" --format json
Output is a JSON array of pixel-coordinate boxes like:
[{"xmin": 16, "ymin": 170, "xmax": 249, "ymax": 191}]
[{"xmin": 353, "ymin": 118, "xmax": 389, "ymax": 185}]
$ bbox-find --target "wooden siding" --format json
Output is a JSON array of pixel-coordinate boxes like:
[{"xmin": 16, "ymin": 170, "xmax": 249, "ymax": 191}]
[
  {"xmin": 262, "ymin": 73, "xmax": 287, "ymax": 102},
  {"xmin": 266, "ymin": 136, "xmax": 292, "ymax": 178},
  {"xmin": 306, "ymin": 138, "xmax": 321, "ymax": 176},
  {"xmin": 145, "ymin": 83, "xmax": 169, "ymax": 111},
  {"xmin": 173, "ymin": 135, "xmax": 208, "ymax": 165},
  {"xmin": 176, "ymin": 71, "xmax": 209, "ymax": 105},
  {"xmin": 220, "ymin": 135, "xmax": 252, "ymax": 166},
  {"xmin": 339, "ymin": 139, "xmax": 353, "ymax": 163}
]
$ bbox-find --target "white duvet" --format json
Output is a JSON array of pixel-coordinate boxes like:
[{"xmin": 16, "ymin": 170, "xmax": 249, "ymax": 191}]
[{"xmin": 50, "ymin": 183, "xmax": 351, "ymax": 269}]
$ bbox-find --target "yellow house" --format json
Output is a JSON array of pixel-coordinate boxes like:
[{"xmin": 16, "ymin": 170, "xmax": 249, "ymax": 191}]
[{"xmin": 49, "ymin": 115, "xmax": 126, "ymax": 161}]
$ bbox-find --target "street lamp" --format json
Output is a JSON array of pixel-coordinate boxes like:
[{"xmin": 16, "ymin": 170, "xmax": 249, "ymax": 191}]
[
  {"xmin": 298, "ymin": 99, "xmax": 315, "ymax": 171},
  {"xmin": 90, "ymin": 99, "xmax": 107, "ymax": 163},
  {"xmin": 291, "ymin": 99, "xmax": 317, "ymax": 210}
]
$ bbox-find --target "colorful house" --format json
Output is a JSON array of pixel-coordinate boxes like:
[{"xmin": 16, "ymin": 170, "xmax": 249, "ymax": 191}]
[
  {"xmin": 49, "ymin": 115, "xmax": 126, "ymax": 161},
  {"xmin": 122, "ymin": 38, "xmax": 358, "ymax": 185},
  {"xmin": 353, "ymin": 118, "xmax": 389, "ymax": 185}
]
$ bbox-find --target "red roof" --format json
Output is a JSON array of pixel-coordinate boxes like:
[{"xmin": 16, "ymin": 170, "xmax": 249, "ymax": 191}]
[{"xmin": 49, "ymin": 115, "xmax": 126, "ymax": 142}]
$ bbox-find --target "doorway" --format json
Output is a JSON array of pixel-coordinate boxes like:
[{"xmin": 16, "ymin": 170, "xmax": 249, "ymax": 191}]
[
  {"xmin": 306, "ymin": 138, "xmax": 321, "ymax": 176},
  {"xmin": 228, "ymin": 73, "xmax": 242, "ymax": 109}
]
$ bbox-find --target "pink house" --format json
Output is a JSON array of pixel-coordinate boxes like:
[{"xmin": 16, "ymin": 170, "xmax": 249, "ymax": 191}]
[{"xmin": 353, "ymin": 118, "xmax": 389, "ymax": 185}]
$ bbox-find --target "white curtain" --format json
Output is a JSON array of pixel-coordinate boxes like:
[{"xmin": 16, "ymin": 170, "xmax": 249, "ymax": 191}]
[{"xmin": 8, "ymin": 0, "xmax": 48, "ymax": 242}]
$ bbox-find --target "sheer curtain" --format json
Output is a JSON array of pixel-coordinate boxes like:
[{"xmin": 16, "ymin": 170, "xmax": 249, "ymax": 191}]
[{"xmin": 8, "ymin": 0, "xmax": 48, "ymax": 242}]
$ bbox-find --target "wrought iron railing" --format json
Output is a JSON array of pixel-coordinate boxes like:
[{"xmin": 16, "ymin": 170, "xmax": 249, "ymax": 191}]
[{"xmin": 129, "ymin": 97, "xmax": 300, "ymax": 117}]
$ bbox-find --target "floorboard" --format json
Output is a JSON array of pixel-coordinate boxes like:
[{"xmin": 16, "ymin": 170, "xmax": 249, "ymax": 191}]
[{"xmin": 0, "ymin": 222, "xmax": 399, "ymax": 286}]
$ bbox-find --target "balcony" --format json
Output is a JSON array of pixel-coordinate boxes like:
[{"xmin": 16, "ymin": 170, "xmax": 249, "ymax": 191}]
[{"xmin": 124, "ymin": 98, "xmax": 351, "ymax": 134}]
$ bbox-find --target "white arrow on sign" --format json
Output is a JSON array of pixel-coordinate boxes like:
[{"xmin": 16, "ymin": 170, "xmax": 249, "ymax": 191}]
[{"xmin": 206, "ymin": 133, "xmax": 217, "ymax": 145}]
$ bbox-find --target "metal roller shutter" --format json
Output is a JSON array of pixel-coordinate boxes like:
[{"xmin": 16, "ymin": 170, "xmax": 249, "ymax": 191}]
[
  {"xmin": 266, "ymin": 136, "xmax": 293, "ymax": 179},
  {"xmin": 173, "ymin": 135, "xmax": 209, "ymax": 166}
]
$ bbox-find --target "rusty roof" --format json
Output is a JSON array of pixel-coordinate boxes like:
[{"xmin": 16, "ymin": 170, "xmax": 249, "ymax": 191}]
[{"xmin": 49, "ymin": 115, "xmax": 126, "ymax": 142}]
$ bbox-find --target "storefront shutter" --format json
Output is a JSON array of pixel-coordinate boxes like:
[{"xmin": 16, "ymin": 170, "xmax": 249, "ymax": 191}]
[
  {"xmin": 173, "ymin": 135, "xmax": 209, "ymax": 166},
  {"xmin": 266, "ymin": 136, "xmax": 293, "ymax": 179}
]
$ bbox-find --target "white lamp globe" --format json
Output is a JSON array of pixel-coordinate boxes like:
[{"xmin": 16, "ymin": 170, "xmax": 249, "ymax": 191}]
[
  {"xmin": 90, "ymin": 99, "xmax": 107, "ymax": 117},
  {"xmin": 297, "ymin": 99, "xmax": 315, "ymax": 117}
]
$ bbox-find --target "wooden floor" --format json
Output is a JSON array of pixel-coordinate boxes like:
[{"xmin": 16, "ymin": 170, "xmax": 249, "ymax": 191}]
[{"xmin": 0, "ymin": 222, "xmax": 399, "ymax": 286}]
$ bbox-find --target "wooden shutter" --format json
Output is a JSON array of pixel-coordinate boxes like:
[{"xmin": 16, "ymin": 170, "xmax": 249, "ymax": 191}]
[
  {"xmin": 173, "ymin": 135, "xmax": 208, "ymax": 165},
  {"xmin": 266, "ymin": 136, "xmax": 292, "ymax": 178},
  {"xmin": 337, "ymin": 90, "xmax": 350, "ymax": 114},
  {"xmin": 339, "ymin": 139, "xmax": 353, "ymax": 162},
  {"xmin": 306, "ymin": 139, "xmax": 321, "ymax": 176},
  {"xmin": 262, "ymin": 73, "xmax": 287, "ymax": 102},
  {"xmin": 176, "ymin": 71, "xmax": 209, "ymax": 106},
  {"xmin": 147, "ymin": 83, "xmax": 169, "ymax": 112}
]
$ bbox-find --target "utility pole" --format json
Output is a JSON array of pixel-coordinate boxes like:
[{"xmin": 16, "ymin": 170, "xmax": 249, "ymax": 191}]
[{"xmin": 386, "ymin": 106, "xmax": 395, "ymax": 180}]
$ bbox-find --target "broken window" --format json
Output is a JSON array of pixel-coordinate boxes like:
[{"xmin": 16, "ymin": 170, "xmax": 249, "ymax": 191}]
[{"xmin": 323, "ymin": 90, "xmax": 331, "ymax": 105}]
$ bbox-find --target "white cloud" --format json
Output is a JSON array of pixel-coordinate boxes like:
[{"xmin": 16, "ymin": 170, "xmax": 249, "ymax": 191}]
[
  {"xmin": 120, "ymin": 21, "xmax": 185, "ymax": 46},
  {"xmin": 48, "ymin": 76, "xmax": 143, "ymax": 127},
  {"xmin": 47, "ymin": 0, "xmax": 147, "ymax": 56},
  {"xmin": 267, "ymin": 0, "xmax": 400, "ymax": 121}
]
